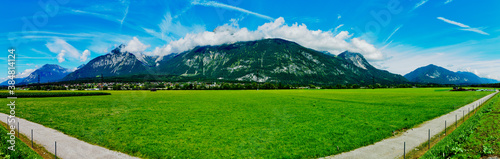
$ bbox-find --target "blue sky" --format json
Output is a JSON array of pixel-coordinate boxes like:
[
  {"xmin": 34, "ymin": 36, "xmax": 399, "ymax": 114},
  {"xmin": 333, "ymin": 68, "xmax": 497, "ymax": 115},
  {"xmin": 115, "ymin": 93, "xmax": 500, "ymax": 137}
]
[{"xmin": 2, "ymin": 0, "xmax": 500, "ymax": 80}]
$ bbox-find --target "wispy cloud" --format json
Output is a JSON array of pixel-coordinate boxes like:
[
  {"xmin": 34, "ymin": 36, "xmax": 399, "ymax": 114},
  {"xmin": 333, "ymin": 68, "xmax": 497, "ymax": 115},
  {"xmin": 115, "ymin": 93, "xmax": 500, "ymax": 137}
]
[
  {"xmin": 437, "ymin": 17, "xmax": 469, "ymax": 27},
  {"xmin": 437, "ymin": 17, "xmax": 489, "ymax": 35},
  {"xmin": 119, "ymin": 0, "xmax": 130, "ymax": 29},
  {"xmin": 66, "ymin": 9, "xmax": 121, "ymax": 22},
  {"xmin": 191, "ymin": 0, "xmax": 274, "ymax": 21},
  {"xmin": 120, "ymin": 5, "xmax": 129, "ymax": 28},
  {"xmin": 444, "ymin": 0, "xmax": 453, "ymax": 4},
  {"xmin": 31, "ymin": 48, "xmax": 55, "ymax": 57},
  {"xmin": 384, "ymin": 25, "xmax": 403, "ymax": 43},
  {"xmin": 334, "ymin": 24, "xmax": 344, "ymax": 33},
  {"xmin": 461, "ymin": 28, "xmax": 489, "ymax": 35},
  {"xmin": 412, "ymin": 0, "xmax": 429, "ymax": 11},
  {"xmin": 143, "ymin": 11, "xmax": 205, "ymax": 42}
]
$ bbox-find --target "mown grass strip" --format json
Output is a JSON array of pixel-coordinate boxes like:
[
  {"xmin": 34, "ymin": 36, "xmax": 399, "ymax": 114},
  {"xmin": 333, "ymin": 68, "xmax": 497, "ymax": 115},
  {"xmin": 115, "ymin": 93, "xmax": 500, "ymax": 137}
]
[
  {"xmin": 0, "ymin": 122, "xmax": 44, "ymax": 159},
  {"xmin": 421, "ymin": 93, "xmax": 500, "ymax": 158},
  {"xmin": 0, "ymin": 91, "xmax": 111, "ymax": 98}
]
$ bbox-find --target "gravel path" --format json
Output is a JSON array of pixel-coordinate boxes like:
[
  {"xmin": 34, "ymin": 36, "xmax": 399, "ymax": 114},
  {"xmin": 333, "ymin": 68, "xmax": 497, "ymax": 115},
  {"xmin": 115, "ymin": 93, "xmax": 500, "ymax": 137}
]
[
  {"xmin": 321, "ymin": 90, "xmax": 499, "ymax": 159},
  {"xmin": 0, "ymin": 113, "xmax": 140, "ymax": 159}
]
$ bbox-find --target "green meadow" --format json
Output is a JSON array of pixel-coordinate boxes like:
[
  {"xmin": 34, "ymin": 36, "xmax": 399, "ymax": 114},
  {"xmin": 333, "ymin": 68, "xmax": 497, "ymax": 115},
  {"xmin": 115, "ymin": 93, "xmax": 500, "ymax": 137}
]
[
  {"xmin": 422, "ymin": 92, "xmax": 500, "ymax": 158},
  {"xmin": 0, "ymin": 88, "xmax": 492, "ymax": 158}
]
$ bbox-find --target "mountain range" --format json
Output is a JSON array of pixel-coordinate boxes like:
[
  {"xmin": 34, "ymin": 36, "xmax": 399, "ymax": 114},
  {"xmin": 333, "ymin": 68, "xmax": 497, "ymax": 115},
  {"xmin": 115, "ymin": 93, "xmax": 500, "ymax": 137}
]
[
  {"xmin": 404, "ymin": 64, "xmax": 498, "ymax": 85},
  {"xmin": 61, "ymin": 38, "xmax": 407, "ymax": 85},
  {"xmin": 3, "ymin": 38, "xmax": 497, "ymax": 86}
]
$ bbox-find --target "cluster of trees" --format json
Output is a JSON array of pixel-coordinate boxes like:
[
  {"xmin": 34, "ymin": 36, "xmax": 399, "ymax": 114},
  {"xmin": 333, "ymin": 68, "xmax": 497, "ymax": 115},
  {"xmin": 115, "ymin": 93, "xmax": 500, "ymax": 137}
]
[
  {"xmin": 110, "ymin": 82, "xmax": 292, "ymax": 90},
  {"xmin": 8, "ymin": 82, "xmax": 468, "ymax": 91},
  {"xmin": 26, "ymin": 85, "xmax": 68, "ymax": 90},
  {"xmin": 471, "ymin": 83, "xmax": 500, "ymax": 88}
]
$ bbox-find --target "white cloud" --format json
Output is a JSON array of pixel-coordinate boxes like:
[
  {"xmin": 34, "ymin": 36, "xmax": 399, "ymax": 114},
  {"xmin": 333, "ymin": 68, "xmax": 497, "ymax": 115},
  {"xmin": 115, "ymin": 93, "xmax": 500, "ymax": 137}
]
[
  {"xmin": 334, "ymin": 24, "xmax": 344, "ymax": 33},
  {"xmin": 151, "ymin": 17, "xmax": 385, "ymax": 60},
  {"xmin": 437, "ymin": 17, "xmax": 469, "ymax": 28},
  {"xmin": 46, "ymin": 39, "xmax": 80, "ymax": 59},
  {"xmin": 57, "ymin": 50, "xmax": 66, "ymax": 63},
  {"xmin": 337, "ymin": 14, "xmax": 341, "ymax": 20},
  {"xmin": 143, "ymin": 12, "xmax": 205, "ymax": 42},
  {"xmin": 80, "ymin": 50, "xmax": 90, "ymax": 62},
  {"xmin": 46, "ymin": 38, "xmax": 91, "ymax": 63},
  {"xmin": 191, "ymin": 0, "xmax": 274, "ymax": 21},
  {"xmin": 444, "ymin": 0, "xmax": 453, "ymax": 4},
  {"xmin": 376, "ymin": 37, "xmax": 500, "ymax": 80},
  {"xmin": 460, "ymin": 28, "xmax": 490, "ymax": 35},
  {"xmin": 384, "ymin": 25, "xmax": 403, "ymax": 43},
  {"xmin": 412, "ymin": 0, "xmax": 429, "ymax": 10},
  {"xmin": 17, "ymin": 69, "xmax": 37, "ymax": 78},
  {"xmin": 120, "ymin": 0, "xmax": 130, "ymax": 28},
  {"xmin": 122, "ymin": 37, "xmax": 150, "ymax": 53},
  {"xmin": 458, "ymin": 67, "xmax": 481, "ymax": 76},
  {"xmin": 437, "ymin": 17, "xmax": 489, "ymax": 35}
]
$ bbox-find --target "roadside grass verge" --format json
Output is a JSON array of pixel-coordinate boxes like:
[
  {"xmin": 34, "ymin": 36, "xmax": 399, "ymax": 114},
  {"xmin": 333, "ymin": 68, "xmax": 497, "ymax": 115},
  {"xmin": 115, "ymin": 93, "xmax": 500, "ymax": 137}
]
[
  {"xmin": 0, "ymin": 88, "xmax": 492, "ymax": 158},
  {"xmin": 0, "ymin": 91, "xmax": 110, "ymax": 98},
  {"xmin": 0, "ymin": 122, "xmax": 44, "ymax": 158},
  {"xmin": 421, "ymin": 93, "xmax": 500, "ymax": 158}
]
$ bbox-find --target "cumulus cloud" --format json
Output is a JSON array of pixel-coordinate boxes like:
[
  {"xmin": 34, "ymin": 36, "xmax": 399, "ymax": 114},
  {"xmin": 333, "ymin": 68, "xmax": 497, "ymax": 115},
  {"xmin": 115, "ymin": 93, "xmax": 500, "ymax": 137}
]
[
  {"xmin": 151, "ymin": 17, "xmax": 385, "ymax": 60},
  {"xmin": 459, "ymin": 67, "xmax": 481, "ymax": 76},
  {"xmin": 46, "ymin": 39, "xmax": 80, "ymax": 59},
  {"xmin": 46, "ymin": 38, "xmax": 92, "ymax": 63},
  {"xmin": 122, "ymin": 37, "xmax": 150, "ymax": 53},
  {"xmin": 17, "ymin": 69, "xmax": 37, "ymax": 78},
  {"xmin": 57, "ymin": 50, "xmax": 66, "ymax": 63},
  {"xmin": 80, "ymin": 50, "xmax": 90, "ymax": 62}
]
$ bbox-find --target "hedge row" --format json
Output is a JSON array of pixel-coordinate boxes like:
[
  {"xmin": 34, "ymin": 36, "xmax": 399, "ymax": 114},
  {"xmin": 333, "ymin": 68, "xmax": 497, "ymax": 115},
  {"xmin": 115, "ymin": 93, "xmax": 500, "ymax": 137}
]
[{"xmin": 0, "ymin": 92, "xmax": 111, "ymax": 98}]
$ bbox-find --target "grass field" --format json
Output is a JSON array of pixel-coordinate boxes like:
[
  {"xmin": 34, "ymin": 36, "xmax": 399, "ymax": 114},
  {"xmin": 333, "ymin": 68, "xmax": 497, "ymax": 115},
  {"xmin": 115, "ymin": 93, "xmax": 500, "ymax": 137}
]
[
  {"xmin": 0, "ymin": 123, "xmax": 42, "ymax": 158},
  {"xmin": 0, "ymin": 88, "xmax": 492, "ymax": 158},
  {"xmin": 422, "ymin": 92, "xmax": 499, "ymax": 158}
]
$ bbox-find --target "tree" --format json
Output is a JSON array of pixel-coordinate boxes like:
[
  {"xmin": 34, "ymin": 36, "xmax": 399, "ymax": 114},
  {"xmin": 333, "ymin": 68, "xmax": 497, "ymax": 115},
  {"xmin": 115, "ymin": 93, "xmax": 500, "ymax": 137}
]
[
  {"xmin": 352, "ymin": 84, "xmax": 360, "ymax": 89},
  {"xmin": 221, "ymin": 83, "xmax": 231, "ymax": 90}
]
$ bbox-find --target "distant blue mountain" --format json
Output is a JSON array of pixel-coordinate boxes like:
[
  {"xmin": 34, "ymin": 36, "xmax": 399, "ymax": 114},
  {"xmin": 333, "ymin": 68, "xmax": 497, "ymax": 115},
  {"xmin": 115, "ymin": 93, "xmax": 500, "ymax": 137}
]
[
  {"xmin": 0, "ymin": 78, "xmax": 26, "ymax": 86},
  {"xmin": 20, "ymin": 64, "xmax": 72, "ymax": 85},
  {"xmin": 404, "ymin": 64, "xmax": 498, "ymax": 85}
]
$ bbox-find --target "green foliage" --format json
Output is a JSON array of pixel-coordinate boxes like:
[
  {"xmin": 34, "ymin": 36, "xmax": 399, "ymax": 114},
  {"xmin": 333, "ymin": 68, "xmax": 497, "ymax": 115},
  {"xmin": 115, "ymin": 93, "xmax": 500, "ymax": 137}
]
[
  {"xmin": 422, "ymin": 94, "xmax": 500, "ymax": 158},
  {"xmin": 0, "ymin": 88, "xmax": 490, "ymax": 158},
  {"xmin": 0, "ymin": 91, "xmax": 110, "ymax": 98},
  {"xmin": 0, "ymin": 125, "xmax": 42, "ymax": 158}
]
